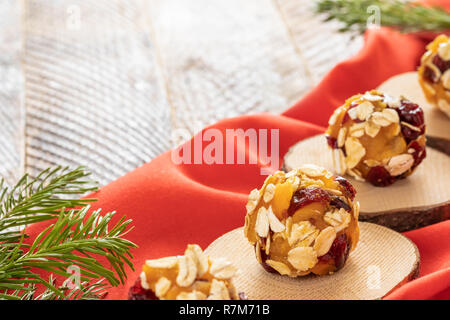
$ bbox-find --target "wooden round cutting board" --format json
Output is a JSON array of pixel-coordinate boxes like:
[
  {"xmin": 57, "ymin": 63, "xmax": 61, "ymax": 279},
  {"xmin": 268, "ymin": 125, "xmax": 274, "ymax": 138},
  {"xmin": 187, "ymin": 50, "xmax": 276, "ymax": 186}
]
[
  {"xmin": 283, "ymin": 134, "xmax": 450, "ymax": 232},
  {"xmin": 377, "ymin": 71, "xmax": 450, "ymax": 156},
  {"xmin": 205, "ymin": 223, "xmax": 419, "ymax": 300}
]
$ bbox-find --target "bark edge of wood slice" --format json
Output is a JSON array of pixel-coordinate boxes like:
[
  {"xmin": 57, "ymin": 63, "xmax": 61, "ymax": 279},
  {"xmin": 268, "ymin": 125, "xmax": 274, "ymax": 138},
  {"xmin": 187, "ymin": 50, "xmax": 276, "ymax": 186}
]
[
  {"xmin": 377, "ymin": 71, "xmax": 450, "ymax": 156},
  {"xmin": 205, "ymin": 223, "xmax": 419, "ymax": 300},
  {"xmin": 282, "ymin": 134, "xmax": 450, "ymax": 232}
]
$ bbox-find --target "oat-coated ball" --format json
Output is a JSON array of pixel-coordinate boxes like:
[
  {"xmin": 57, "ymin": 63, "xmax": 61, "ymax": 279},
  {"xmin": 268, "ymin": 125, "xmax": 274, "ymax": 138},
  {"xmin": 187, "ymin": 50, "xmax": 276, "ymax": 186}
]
[
  {"xmin": 326, "ymin": 90, "xmax": 426, "ymax": 187},
  {"xmin": 244, "ymin": 165, "xmax": 359, "ymax": 277},
  {"xmin": 418, "ymin": 34, "xmax": 450, "ymax": 118},
  {"xmin": 129, "ymin": 244, "xmax": 244, "ymax": 300}
]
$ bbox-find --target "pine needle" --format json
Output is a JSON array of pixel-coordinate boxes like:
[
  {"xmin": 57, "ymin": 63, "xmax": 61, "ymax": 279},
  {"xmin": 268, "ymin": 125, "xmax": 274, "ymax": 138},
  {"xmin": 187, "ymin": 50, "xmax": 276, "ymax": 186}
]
[
  {"xmin": 316, "ymin": 0, "xmax": 450, "ymax": 34},
  {"xmin": 0, "ymin": 167, "xmax": 137, "ymax": 300}
]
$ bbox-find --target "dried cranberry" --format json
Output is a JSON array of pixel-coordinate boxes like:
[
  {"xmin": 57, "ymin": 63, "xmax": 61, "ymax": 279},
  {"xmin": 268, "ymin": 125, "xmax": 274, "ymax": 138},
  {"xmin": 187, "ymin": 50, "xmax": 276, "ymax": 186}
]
[
  {"xmin": 432, "ymin": 54, "xmax": 450, "ymax": 73},
  {"xmin": 288, "ymin": 188, "xmax": 331, "ymax": 216},
  {"xmin": 397, "ymin": 100, "xmax": 425, "ymax": 143},
  {"xmin": 318, "ymin": 234, "xmax": 350, "ymax": 270},
  {"xmin": 408, "ymin": 141, "xmax": 427, "ymax": 169},
  {"xmin": 128, "ymin": 279, "xmax": 158, "ymax": 300},
  {"xmin": 423, "ymin": 66, "xmax": 438, "ymax": 83},
  {"xmin": 334, "ymin": 176, "xmax": 356, "ymax": 200},
  {"xmin": 258, "ymin": 245, "xmax": 277, "ymax": 273},
  {"xmin": 326, "ymin": 135, "xmax": 338, "ymax": 149},
  {"xmin": 366, "ymin": 166, "xmax": 396, "ymax": 187},
  {"xmin": 330, "ymin": 197, "xmax": 351, "ymax": 212}
]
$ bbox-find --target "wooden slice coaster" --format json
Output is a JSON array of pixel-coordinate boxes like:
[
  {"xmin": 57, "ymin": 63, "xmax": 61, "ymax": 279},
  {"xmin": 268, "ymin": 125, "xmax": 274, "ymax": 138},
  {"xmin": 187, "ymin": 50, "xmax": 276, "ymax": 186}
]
[
  {"xmin": 283, "ymin": 134, "xmax": 450, "ymax": 231},
  {"xmin": 377, "ymin": 71, "xmax": 450, "ymax": 155},
  {"xmin": 205, "ymin": 223, "xmax": 419, "ymax": 300}
]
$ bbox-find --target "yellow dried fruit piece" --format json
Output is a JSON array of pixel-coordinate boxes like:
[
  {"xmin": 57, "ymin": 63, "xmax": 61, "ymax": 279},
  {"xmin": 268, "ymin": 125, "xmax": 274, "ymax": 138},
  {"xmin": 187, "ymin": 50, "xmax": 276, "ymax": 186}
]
[{"xmin": 271, "ymin": 181, "xmax": 293, "ymax": 220}]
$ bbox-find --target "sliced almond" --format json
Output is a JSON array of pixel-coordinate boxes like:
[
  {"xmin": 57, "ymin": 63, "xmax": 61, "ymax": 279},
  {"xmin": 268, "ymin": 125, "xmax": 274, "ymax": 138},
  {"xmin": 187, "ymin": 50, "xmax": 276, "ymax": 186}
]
[
  {"xmin": 347, "ymin": 168, "xmax": 365, "ymax": 181},
  {"xmin": 265, "ymin": 234, "xmax": 271, "ymax": 255},
  {"xmin": 145, "ymin": 256, "xmax": 178, "ymax": 269},
  {"xmin": 437, "ymin": 99, "xmax": 450, "ymax": 118},
  {"xmin": 364, "ymin": 120, "xmax": 381, "ymax": 138},
  {"xmin": 400, "ymin": 121, "xmax": 421, "ymax": 132},
  {"xmin": 344, "ymin": 137, "xmax": 366, "ymax": 169},
  {"xmin": 177, "ymin": 290, "xmax": 207, "ymax": 300},
  {"xmin": 313, "ymin": 227, "xmax": 337, "ymax": 257},
  {"xmin": 347, "ymin": 107, "xmax": 358, "ymax": 120},
  {"xmin": 208, "ymin": 279, "xmax": 230, "ymax": 300},
  {"xmin": 362, "ymin": 92, "xmax": 384, "ymax": 101},
  {"xmin": 349, "ymin": 122, "xmax": 366, "ymax": 138},
  {"xmin": 265, "ymin": 259, "xmax": 291, "ymax": 275},
  {"xmin": 328, "ymin": 107, "xmax": 343, "ymax": 126},
  {"xmin": 246, "ymin": 189, "xmax": 260, "ymax": 213},
  {"xmin": 324, "ymin": 208, "xmax": 351, "ymax": 232},
  {"xmin": 185, "ymin": 244, "xmax": 209, "ymax": 277},
  {"xmin": 140, "ymin": 271, "xmax": 149, "ymax": 290},
  {"xmin": 332, "ymin": 148, "xmax": 347, "ymax": 175},
  {"xmin": 382, "ymin": 108, "xmax": 400, "ymax": 123},
  {"xmin": 155, "ymin": 277, "xmax": 172, "ymax": 298},
  {"xmin": 288, "ymin": 221, "xmax": 318, "ymax": 247},
  {"xmin": 356, "ymin": 101, "xmax": 374, "ymax": 121},
  {"xmin": 255, "ymin": 241, "xmax": 262, "ymax": 263},
  {"xmin": 438, "ymin": 42, "xmax": 450, "ymax": 61},
  {"xmin": 287, "ymin": 175, "xmax": 300, "ymax": 190},
  {"xmin": 422, "ymin": 81, "xmax": 436, "ymax": 96},
  {"xmin": 371, "ymin": 112, "xmax": 391, "ymax": 127},
  {"xmin": 263, "ymin": 183, "xmax": 276, "ymax": 203},
  {"xmin": 255, "ymin": 207, "xmax": 270, "ymax": 238},
  {"xmin": 386, "ymin": 154, "xmax": 414, "ymax": 176},
  {"xmin": 176, "ymin": 255, "xmax": 197, "ymax": 287},
  {"xmin": 287, "ymin": 247, "xmax": 318, "ymax": 272},
  {"xmin": 337, "ymin": 127, "xmax": 347, "ymax": 148},
  {"xmin": 353, "ymin": 200, "xmax": 360, "ymax": 220},
  {"xmin": 267, "ymin": 206, "xmax": 285, "ymax": 233},
  {"xmin": 298, "ymin": 164, "xmax": 326, "ymax": 177},
  {"xmin": 209, "ymin": 258, "xmax": 237, "ymax": 280},
  {"xmin": 442, "ymin": 70, "xmax": 450, "ymax": 90}
]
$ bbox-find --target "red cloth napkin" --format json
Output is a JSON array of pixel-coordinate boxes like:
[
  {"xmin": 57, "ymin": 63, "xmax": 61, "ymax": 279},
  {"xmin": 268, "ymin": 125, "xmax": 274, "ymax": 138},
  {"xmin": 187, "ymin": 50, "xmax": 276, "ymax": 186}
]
[{"xmin": 26, "ymin": 3, "xmax": 450, "ymax": 300}]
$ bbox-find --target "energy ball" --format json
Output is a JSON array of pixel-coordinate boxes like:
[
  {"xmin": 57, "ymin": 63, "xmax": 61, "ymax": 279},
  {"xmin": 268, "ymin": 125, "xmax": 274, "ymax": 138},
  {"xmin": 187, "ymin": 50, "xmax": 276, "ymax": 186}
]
[
  {"xmin": 129, "ymin": 244, "xmax": 245, "ymax": 300},
  {"xmin": 244, "ymin": 166, "xmax": 359, "ymax": 277},
  {"xmin": 326, "ymin": 90, "xmax": 426, "ymax": 187},
  {"xmin": 418, "ymin": 34, "xmax": 450, "ymax": 118}
]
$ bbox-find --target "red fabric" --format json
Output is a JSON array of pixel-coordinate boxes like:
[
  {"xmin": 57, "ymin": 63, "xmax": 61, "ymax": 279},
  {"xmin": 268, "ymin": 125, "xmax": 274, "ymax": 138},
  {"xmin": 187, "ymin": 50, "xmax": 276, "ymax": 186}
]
[{"xmin": 26, "ymin": 3, "xmax": 450, "ymax": 300}]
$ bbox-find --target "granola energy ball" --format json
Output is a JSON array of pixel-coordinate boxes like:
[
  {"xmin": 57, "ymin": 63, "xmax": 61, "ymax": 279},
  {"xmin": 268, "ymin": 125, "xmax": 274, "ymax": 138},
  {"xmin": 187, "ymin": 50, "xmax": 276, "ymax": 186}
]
[
  {"xmin": 128, "ymin": 244, "xmax": 244, "ymax": 300},
  {"xmin": 418, "ymin": 34, "xmax": 450, "ymax": 118},
  {"xmin": 326, "ymin": 90, "xmax": 426, "ymax": 187},
  {"xmin": 244, "ymin": 166, "xmax": 359, "ymax": 277}
]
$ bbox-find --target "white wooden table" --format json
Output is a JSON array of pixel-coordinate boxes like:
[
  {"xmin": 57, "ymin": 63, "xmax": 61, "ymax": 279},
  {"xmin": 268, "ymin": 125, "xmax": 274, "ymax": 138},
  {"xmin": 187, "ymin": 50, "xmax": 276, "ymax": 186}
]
[{"xmin": 0, "ymin": 0, "xmax": 362, "ymax": 185}]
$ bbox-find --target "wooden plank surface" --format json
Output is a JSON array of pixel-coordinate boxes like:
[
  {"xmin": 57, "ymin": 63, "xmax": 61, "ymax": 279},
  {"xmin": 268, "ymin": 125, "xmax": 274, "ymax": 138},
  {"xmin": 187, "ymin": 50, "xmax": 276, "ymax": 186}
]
[
  {"xmin": 0, "ymin": 0, "xmax": 363, "ymax": 185},
  {"xmin": 0, "ymin": 0, "xmax": 23, "ymax": 185},
  {"xmin": 23, "ymin": 0, "xmax": 171, "ymax": 184}
]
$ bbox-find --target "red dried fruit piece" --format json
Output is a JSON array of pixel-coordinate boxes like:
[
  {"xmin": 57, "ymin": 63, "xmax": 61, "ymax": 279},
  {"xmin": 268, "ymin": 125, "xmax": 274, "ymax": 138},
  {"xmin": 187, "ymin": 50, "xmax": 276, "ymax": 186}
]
[
  {"xmin": 432, "ymin": 54, "xmax": 450, "ymax": 73},
  {"xmin": 128, "ymin": 279, "xmax": 158, "ymax": 300},
  {"xmin": 408, "ymin": 140, "xmax": 427, "ymax": 169},
  {"xmin": 423, "ymin": 66, "xmax": 438, "ymax": 83},
  {"xmin": 366, "ymin": 166, "xmax": 396, "ymax": 187},
  {"xmin": 326, "ymin": 135, "xmax": 338, "ymax": 149},
  {"xmin": 330, "ymin": 197, "xmax": 351, "ymax": 212},
  {"xmin": 334, "ymin": 176, "xmax": 356, "ymax": 200},
  {"xmin": 398, "ymin": 100, "xmax": 425, "ymax": 143},
  {"xmin": 288, "ymin": 188, "xmax": 331, "ymax": 216},
  {"xmin": 318, "ymin": 234, "xmax": 350, "ymax": 270}
]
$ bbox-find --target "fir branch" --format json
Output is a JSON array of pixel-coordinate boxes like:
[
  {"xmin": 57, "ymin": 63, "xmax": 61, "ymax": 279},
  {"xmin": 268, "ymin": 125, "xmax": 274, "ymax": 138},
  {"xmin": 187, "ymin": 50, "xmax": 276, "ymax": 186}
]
[
  {"xmin": 316, "ymin": 0, "xmax": 450, "ymax": 34},
  {"xmin": 0, "ymin": 166, "xmax": 97, "ymax": 243},
  {"xmin": 0, "ymin": 167, "xmax": 137, "ymax": 300}
]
